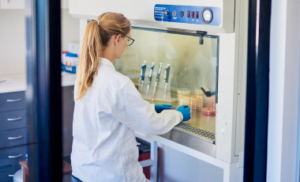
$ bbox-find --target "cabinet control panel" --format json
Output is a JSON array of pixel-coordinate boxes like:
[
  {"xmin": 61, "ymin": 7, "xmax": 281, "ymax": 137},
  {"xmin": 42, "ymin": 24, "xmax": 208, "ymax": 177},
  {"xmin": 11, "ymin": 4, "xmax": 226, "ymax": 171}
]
[{"xmin": 154, "ymin": 4, "xmax": 221, "ymax": 26}]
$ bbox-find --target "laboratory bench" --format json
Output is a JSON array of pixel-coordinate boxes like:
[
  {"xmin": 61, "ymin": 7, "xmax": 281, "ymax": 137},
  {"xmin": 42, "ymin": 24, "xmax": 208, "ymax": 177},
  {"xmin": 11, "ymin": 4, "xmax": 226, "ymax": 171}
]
[
  {"xmin": 134, "ymin": 79, "xmax": 216, "ymax": 143},
  {"xmin": 137, "ymin": 87, "xmax": 216, "ymax": 157},
  {"xmin": 0, "ymin": 72, "xmax": 77, "ymax": 94},
  {"xmin": 0, "ymin": 72, "xmax": 220, "ymax": 181},
  {"xmin": 0, "ymin": 72, "xmax": 76, "ymax": 181}
]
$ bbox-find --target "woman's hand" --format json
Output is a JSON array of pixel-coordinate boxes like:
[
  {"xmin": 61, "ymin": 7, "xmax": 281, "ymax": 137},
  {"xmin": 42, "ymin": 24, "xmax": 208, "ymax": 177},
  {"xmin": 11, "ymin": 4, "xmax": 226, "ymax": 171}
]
[{"xmin": 176, "ymin": 105, "xmax": 191, "ymax": 121}]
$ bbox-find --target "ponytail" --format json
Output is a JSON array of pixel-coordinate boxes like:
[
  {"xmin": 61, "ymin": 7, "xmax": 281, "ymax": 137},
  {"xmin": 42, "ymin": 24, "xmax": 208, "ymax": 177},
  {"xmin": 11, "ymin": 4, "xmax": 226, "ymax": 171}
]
[
  {"xmin": 76, "ymin": 12, "xmax": 131, "ymax": 100},
  {"xmin": 76, "ymin": 20, "xmax": 102, "ymax": 100}
]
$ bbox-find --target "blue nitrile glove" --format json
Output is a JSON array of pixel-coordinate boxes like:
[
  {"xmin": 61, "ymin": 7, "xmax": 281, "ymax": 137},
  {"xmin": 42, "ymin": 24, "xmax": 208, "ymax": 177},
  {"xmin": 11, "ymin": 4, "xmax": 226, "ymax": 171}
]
[
  {"xmin": 155, "ymin": 104, "xmax": 174, "ymax": 113},
  {"xmin": 177, "ymin": 105, "xmax": 191, "ymax": 121}
]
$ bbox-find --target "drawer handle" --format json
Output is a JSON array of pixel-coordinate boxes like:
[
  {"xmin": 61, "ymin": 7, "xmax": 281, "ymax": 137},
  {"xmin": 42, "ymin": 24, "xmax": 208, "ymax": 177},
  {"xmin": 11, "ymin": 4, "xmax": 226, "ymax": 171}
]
[
  {"xmin": 8, "ymin": 174, "xmax": 14, "ymax": 177},
  {"xmin": 8, "ymin": 136, "xmax": 23, "ymax": 140},
  {"xmin": 7, "ymin": 117, "xmax": 22, "ymax": 121},
  {"xmin": 8, "ymin": 154, "xmax": 23, "ymax": 158},
  {"xmin": 7, "ymin": 99, "xmax": 22, "ymax": 102}
]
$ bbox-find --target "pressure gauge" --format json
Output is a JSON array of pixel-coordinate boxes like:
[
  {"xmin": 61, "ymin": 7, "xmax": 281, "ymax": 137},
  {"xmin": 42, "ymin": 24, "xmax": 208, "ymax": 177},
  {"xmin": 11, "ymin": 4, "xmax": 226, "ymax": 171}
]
[{"xmin": 201, "ymin": 8, "xmax": 213, "ymax": 24}]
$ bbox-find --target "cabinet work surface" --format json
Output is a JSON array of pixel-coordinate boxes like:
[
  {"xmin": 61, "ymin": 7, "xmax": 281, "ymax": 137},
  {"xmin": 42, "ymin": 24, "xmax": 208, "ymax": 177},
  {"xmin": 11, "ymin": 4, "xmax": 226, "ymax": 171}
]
[{"xmin": 0, "ymin": 72, "xmax": 77, "ymax": 93}]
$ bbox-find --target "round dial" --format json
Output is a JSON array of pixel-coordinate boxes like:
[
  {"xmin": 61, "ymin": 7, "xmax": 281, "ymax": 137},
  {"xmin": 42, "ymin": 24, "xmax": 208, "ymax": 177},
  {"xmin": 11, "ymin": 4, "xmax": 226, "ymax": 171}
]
[
  {"xmin": 165, "ymin": 10, "xmax": 169, "ymax": 16},
  {"xmin": 201, "ymin": 8, "xmax": 213, "ymax": 24},
  {"xmin": 180, "ymin": 11, "xmax": 184, "ymax": 17},
  {"xmin": 172, "ymin": 10, "xmax": 176, "ymax": 16}
]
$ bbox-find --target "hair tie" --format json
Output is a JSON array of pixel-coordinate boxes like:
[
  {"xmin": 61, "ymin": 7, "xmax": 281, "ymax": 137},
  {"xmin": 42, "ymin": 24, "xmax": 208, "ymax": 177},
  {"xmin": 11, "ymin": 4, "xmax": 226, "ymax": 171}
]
[{"xmin": 96, "ymin": 20, "xmax": 99, "ymax": 26}]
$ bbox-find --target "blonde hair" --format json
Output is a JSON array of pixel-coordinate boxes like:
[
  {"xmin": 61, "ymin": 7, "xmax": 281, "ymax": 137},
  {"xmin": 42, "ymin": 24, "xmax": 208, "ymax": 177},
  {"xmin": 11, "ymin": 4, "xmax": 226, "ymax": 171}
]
[{"xmin": 76, "ymin": 12, "xmax": 131, "ymax": 100}]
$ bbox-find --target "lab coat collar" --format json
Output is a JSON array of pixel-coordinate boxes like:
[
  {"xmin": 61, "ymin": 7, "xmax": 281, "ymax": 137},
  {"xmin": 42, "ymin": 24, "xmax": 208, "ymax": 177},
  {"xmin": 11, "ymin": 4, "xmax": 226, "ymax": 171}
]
[{"xmin": 101, "ymin": 57, "xmax": 116, "ymax": 71}]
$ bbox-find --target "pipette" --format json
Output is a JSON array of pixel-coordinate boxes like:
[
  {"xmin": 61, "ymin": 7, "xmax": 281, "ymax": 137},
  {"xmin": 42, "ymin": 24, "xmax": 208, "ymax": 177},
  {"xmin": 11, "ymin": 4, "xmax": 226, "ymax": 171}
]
[
  {"xmin": 146, "ymin": 62, "xmax": 155, "ymax": 95},
  {"xmin": 139, "ymin": 61, "xmax": 147, "ymax": 93},
  {"xmin": 164, "ymin": 64, "xmax": 171, "ymax": 99},
  {"xmin": 152, "ymin": 62, "xmax": 163, "ymax": 100}
]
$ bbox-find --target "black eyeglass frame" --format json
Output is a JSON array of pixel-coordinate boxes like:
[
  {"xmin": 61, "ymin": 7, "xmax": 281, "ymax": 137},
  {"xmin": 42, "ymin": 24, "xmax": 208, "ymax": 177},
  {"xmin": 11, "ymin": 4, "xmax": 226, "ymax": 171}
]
[{"xmin": 125, "ymin": 35, "xmax": 135, "ymax": 46}]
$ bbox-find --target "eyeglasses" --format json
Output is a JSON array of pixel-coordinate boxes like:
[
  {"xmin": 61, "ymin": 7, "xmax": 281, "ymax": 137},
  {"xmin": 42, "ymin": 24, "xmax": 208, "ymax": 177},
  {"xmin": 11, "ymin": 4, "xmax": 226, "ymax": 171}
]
[{"xmin": 125, "ymin": 35, "xmax": 135, "ymax": 46}]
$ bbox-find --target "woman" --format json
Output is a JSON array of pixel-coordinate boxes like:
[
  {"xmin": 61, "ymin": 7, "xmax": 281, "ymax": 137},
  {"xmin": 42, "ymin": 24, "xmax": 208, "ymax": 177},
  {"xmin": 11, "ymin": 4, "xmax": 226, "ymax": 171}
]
[{"xmin": 71, "ymin": 12, "xmax": 190, "ymax": 182}]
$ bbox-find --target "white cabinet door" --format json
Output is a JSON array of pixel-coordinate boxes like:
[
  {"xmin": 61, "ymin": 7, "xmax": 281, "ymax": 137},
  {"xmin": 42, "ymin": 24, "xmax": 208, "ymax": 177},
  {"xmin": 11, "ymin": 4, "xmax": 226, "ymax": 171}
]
[
  {"xmin": 0, "ymin": 0, "xmax": 24, "ymax": 9},
  {"xmin": 61, "ymin": 0, "xmax": 69, "ymax": 9},
  {"xmin": 0, "ymin": 0, "xmax": 68, "ymax": 9}
]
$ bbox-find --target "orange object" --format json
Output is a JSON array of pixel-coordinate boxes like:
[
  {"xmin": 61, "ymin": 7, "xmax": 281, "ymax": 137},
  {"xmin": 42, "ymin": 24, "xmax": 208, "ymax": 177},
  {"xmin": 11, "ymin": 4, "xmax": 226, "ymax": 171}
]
[
  {"xmin": 208, "ymin": 96, "xmax": 216, "ymax": 110},
  {"xmin": 203, "ymin": 96, "xmax": 216, "ymax": 116},
  {"xmin": 202, "ymin": 108, "xmax": 216, "ymax": 116},
  {"xmin": 139, "ymin": 153, "xmax": 151, "ymax": 179},
  {"xmin": 138, "ymin": 149, "xmax": 159, "ymax": 180},
  {"xmin": 189, "ymin": 95, "xmax": 203, "ymax": 111},
  {"xmin": 19, "ymin": 160, "xmax": 72, "ymax": 182}
]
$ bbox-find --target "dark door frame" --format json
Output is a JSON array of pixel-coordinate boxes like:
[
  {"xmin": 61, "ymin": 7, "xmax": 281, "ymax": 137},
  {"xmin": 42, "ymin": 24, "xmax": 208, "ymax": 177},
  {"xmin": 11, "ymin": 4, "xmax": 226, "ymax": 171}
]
[
  {"xmin": 243, "ymin": 0, "xmax": 271, "ymax": 181},
  {"xmin": 25, "ymin": 0, "xmax": 62, "ymax": 181}
]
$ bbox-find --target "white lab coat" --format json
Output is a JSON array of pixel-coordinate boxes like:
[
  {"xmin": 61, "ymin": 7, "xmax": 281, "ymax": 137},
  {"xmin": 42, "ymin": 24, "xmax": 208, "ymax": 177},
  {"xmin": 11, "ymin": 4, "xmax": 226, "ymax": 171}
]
[{"xmin": 71, "ymin": 58, "xmax": 182, "ymax": 182}]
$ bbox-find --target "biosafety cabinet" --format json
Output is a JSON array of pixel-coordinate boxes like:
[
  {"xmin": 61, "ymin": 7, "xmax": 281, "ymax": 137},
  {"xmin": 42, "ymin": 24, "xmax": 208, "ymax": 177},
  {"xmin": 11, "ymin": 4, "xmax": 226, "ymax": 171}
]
[{"xmin": 70, "ymin": 0, "xmax": 249, "ymax": 180}]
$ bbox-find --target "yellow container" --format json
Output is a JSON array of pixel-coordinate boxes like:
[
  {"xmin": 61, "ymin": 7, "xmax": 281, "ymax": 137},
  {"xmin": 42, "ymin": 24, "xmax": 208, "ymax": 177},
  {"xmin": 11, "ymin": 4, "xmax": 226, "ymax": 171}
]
[
  {"xmin": 195, "ymin": 88, "xmax": 208, "ymax": 107},
  {"xmin": 189, "ymin": 95, "xmax": 203, "ymax": 111},
  {"xmin": 177, "ymin": 88, "xmax": 190, "ymax": 106}
]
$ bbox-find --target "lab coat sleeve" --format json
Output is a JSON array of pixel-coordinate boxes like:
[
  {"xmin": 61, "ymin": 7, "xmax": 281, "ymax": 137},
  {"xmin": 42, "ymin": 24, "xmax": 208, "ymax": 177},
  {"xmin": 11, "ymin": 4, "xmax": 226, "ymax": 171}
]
[{"xmin": 112, "ymin": 79, "xmax": 182, "ymax": 135}]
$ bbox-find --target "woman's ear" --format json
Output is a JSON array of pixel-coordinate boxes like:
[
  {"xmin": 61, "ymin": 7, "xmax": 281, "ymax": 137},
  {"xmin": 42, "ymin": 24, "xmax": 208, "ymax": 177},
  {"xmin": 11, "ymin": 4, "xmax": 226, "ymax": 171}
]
[{"xmin": 115, "ymin": 34, "xmax": 121, "ymax": 45}]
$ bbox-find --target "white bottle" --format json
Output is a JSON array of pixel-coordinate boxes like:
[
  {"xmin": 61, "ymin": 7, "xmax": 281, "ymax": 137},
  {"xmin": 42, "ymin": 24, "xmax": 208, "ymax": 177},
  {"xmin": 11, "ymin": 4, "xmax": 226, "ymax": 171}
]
[
  {"xmin": 13, "ymin": 166, "xmax": 23, "ymax": 182},
  {"xmin": 13, "ymin": 153, "xmax": 27, "ymax": 182}
]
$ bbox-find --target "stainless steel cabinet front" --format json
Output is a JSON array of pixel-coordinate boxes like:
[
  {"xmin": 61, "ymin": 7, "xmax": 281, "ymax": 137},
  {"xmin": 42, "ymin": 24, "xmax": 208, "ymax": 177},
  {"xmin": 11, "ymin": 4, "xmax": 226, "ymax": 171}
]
[
  {"xmin": 0, "ymin": 110, "xmax": 26, "ymax": 131},
  {"xmin": 0, "ymin": 92, "xmax": 26, "ymax": 112},
  {"xmin": 0, "ymin": 128, "xmax": 27, "ymax": 148},
  {"xmin": 0, "ymin": 166, "xmax": 21, "ymax": 182},
  {"xmin": 0, "ymin": 146, "xmax": 27, "ymax": 168}
]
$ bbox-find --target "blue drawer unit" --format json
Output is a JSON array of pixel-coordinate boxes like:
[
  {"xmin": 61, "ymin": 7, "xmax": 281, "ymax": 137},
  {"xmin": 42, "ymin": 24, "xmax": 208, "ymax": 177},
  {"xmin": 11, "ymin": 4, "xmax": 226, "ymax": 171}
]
[
  {"xmin": 0, "ymin": 166, "xmax": 21, "ymax": 182},
  {"xmin": 0, "ymin": 92, "xmax": 26, "ymax": 112},
  {"xmin": 0, "ymin": 110, "xmax": 26, "ymax": 131},
  {"xmin": 0, "ymin": 91, "xmax": 27, "ymax": 179},
  {"xmin": 0, "ymin": 128, "xmax": 27, "ymax": 148},
  {"xmin": 0, "ymin": 146, "xmax": 27, "ymax": 169}
]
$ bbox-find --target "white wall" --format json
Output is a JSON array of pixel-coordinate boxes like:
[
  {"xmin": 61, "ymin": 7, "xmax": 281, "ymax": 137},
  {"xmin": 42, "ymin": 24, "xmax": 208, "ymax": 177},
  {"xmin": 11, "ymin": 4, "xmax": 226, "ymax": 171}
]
[
  {"xmin": 0, "ymin": 9, "xmax": 26, "ymax": 75},
  {"xmin": 0, "ymin": 8, "xmax": 79, "ymax": 75},
  {"xmin": 61, "ymin": 9, "xmax": 80, "ymax": 51},
  {"xmin": 267, "ymin": 0, "xmax": 300, "ymax": 181}
]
